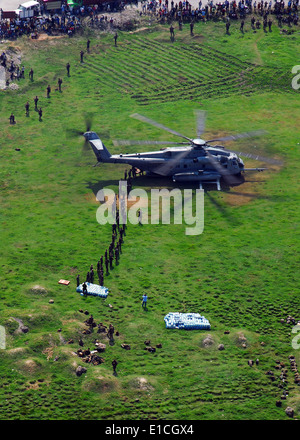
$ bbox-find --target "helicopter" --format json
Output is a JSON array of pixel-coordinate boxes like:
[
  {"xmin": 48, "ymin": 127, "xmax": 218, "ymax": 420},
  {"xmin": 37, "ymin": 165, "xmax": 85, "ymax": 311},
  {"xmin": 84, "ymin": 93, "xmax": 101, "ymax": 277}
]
[{"xmin": 82, "ymin": 111, "xmax": 282, "ymax": 190}]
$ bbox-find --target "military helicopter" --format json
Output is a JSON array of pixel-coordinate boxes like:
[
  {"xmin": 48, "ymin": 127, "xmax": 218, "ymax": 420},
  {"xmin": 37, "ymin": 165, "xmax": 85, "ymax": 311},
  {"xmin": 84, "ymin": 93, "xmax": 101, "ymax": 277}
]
[{"xmin": 82, "ymin": 111, "xmax": 282, "ymax": 190}]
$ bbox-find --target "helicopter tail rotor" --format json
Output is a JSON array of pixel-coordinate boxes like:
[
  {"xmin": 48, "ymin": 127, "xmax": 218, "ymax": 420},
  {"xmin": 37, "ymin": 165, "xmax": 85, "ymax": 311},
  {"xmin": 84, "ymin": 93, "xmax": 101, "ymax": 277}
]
[{"xmin": 66, "ymin": 112, "xmax": 95, "ymax": 154}]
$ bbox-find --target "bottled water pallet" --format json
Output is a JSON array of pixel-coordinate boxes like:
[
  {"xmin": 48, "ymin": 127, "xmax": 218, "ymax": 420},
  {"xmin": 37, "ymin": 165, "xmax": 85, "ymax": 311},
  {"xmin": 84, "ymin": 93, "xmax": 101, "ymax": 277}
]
[
  {"xmin": 164, "ymin": 312, "xmax": 210, "ymax": 330},
  {"xmin": 76, "ymin": 283, "xmax": 109, "ymax": 298}
]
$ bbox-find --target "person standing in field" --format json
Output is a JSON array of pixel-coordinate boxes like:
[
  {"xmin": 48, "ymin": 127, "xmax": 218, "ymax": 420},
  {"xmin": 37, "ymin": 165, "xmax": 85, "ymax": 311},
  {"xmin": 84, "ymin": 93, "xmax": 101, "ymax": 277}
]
[
  {"xmin": 34, "ymin": 95, "xmax": 39, "ymax": 110},
  {"xmin": 9, "ymin": 113, "xmax": 15, "ymax": 124},
  {"xmin": 82, "ymin": 282, "xmax": 88, "ymax": 297},
  {"xmin": 112, "ymin": 359, "xmax": 118, "ymax": 374},
  {"xmin": 25, "ymin": 101, "xmax": 30, "ymax": 116},
  {"xmin": 142, "ymin": 293, "xmax": 148, "ymax": 309},
  {"xmin": 170, "ymin": 24, "xmax": 175, "ymax": 41}
]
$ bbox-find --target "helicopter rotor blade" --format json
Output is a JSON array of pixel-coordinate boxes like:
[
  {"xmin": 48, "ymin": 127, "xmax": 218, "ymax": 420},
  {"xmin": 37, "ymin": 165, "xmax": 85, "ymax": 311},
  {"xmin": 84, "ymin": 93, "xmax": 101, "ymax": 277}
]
[
  {"xmin": 84, "ymin": 112, "xmax": 94, "ymax": 132},
  {"xmin": 112, "ymin": 139, "xmax": 191, "ymax": 147},
  {"xmin": 194, "ymin": 110, "xmax": 206, "ymax": 137},
  {"xmin": 66, "ymin": 128, "xmax": 85, "ymax": 137},
  {"xmin": 206, "ymin": 129, "xmax": 267, "ymax": 143},
  {"xmin": 66, "ymin": 113, "xmax": 95, "ymax": 156},
  {"xmin": 224, "ymin": 149, "xmax": 283, "ymax": 166},
  {"xmin": 154, "ymin": 148, "xmax": 192, "ymax": 176},
  {"xmin": 130, "ymin": 113, "xmax": 192, "ymax": 142}
]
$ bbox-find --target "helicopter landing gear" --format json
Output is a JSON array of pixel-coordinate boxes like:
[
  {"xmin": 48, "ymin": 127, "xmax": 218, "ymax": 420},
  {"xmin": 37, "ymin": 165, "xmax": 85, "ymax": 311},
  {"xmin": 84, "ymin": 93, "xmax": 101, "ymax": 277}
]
[{"xmin": 199, "ymin": 178, "xmax": 221, "ymax": 191}]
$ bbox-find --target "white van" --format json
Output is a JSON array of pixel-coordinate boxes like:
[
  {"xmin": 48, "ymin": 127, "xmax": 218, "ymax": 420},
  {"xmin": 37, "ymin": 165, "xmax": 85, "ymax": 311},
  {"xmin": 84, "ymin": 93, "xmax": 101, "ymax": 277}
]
[{"xmin": 15, "ymin": 1, "xmax": 40, "ymax": 19}]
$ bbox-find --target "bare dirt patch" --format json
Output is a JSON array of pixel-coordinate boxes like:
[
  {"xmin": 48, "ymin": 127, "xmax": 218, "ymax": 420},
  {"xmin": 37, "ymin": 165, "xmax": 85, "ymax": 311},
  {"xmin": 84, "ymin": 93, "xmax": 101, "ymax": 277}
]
[
  {"xmin": 30, "ymin": 284, "xmax": 48, "ymax": 294},
  {"xmin": 202, "ymin": 334, "xmax": 214, "ymax": 347},
  {"xmin": 136, "ymin": 376, "xmax": 154, "ymax": 391},
  {"xmin": 37, "ymin": 34, "xmax": 65, "ymax": 41},
  {"xmin": 19, "ymin": 359, "xmax": 40, "ymax": 374}
]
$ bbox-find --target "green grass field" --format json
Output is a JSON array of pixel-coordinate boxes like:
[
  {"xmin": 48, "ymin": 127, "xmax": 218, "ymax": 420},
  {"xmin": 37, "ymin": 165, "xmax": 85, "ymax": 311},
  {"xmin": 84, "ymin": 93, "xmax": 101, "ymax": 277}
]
[{"xmin": 0, "ymin": 16, "xmax": 300, "ymax": 420}]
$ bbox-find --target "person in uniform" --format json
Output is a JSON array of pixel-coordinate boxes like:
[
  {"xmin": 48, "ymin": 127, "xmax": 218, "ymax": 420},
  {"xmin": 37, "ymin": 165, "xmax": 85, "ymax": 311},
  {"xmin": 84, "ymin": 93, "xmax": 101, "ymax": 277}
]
[
  {"xmin": 87, "ymin": 39, "xmax": 90, "ymax": 52},
  {"xmin": 112, "ymin": 359, "xmax": 118, "ymax": 374},
  {"xmin": 9, "ymin": 113, "xmax": 15, "ymax": 124},
  {"xmin": 90, "ymin": 268, "xmax": 94, "ymax": 284},
  {"xmin": 109, "ymin": 251, "xmax": 114, "ymax": 269},
  {"xmin": 268, "ymin": 18, "xmax": 272, "ymax": 31},
  {"xmin": 115, "ymin": 246, "xmax": 119, "ymax": 263},
  {"xmin": 34, "ymin": 96, "xmax": 39, "ymax": 110},
  {"xmin": 58, "ymin": 77, "xmax": 62, "ymax": 92},
  {"xmin": 105, "ymin": 258, "xmax": 109, "ymax": 274},
  {"xmin": 263, "ymin": 18, "xmax": 267, "ymax": 31},
  {"xmin": 82, "ymin": 282, "xmax": 88, "ymax": 297},
  {"xmin": 80, "ymin": 50, "xmax": 84, "ymax": 63},
  {"xmin": 66, "ymin": 62, "xmax": 70, "ymax": 76},
  {"xmin": 25, "ymin": 101, "xmax": 30, "ymax": 116},
  {"xmin": 47, "ymin": 84, "xmax": 51, "ymax": 98},
  {"xmin": 29, "ymin": 68, "xmax": 34, "ymax": 81},
  {"xmin": 190, "ymin": 21, "xmax": 194, "ymax": 36},
  {"xmin": 108, "ymin": 324, "xmax": 115, "ymax": 341},
  {"xmin": 170, "ymin": 24, "xmax": 175, "ymax": 40},
  {"xmin": 38, "ymin": 108, "xmax": 43, "ymax": 121}
]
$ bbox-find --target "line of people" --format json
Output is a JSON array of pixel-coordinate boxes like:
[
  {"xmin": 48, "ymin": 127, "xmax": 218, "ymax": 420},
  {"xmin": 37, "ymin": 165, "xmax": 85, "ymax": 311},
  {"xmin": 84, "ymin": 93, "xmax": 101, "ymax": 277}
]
[{"xmin": 77, "ymin": 182, "xmax": 128, "ymax": 295}]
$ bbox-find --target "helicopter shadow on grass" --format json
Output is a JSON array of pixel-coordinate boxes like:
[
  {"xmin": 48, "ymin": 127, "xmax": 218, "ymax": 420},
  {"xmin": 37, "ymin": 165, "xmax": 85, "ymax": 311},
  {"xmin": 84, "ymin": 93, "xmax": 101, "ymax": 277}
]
[
  {"xmin": 86, "ymin": 175, "xmax": 245, "ymax": 227},
  {"xmin": 86, "ymin": 179, "xmax": 123, "ymax": 197},
  {"xmin": 204, "ymin": 177, "xmax": 245, "ymax": 227},
  {"xmin": 86, "ymin": 175, "xmax": 198, "ymax": 196},
  {"xmin": 86, "ymin": 174, "xmax": 243, "ymax": 196},
  {"xmin": 85, "ymin": 174, "xmax": 285, "ymax": 229}
]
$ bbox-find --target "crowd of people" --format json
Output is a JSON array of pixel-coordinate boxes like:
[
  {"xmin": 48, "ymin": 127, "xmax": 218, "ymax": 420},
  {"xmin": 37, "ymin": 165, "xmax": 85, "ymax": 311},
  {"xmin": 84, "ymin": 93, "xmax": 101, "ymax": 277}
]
[
  {"xmin": 0, "ymin": 0, "xmax": 298, "ymax": 41},
  {"xmin": 0, "ymin": 11, "xmax": 82, "ymax": 39},
  {"xmin": 0, "ymin": 1, "xmax": 135, "ymax": 40},
  {"xmin": 145, "ymin": 0, "xmax": 299, "ymax": 22}
]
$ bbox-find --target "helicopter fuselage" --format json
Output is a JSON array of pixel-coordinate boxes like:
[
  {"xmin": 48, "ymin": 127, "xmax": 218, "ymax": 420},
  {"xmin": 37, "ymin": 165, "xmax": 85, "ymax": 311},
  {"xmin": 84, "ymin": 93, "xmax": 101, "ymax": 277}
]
[{"xmin": 106, "ymin": 145, "xmax": 244, "ymax": 177}]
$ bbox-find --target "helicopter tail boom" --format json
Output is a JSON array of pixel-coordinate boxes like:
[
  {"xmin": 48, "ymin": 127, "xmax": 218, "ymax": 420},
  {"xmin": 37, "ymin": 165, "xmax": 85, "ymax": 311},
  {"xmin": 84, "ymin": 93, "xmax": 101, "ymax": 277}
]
[{"xmin": 83, "ymin": 131, "xmax": 111, "ymax": 162}]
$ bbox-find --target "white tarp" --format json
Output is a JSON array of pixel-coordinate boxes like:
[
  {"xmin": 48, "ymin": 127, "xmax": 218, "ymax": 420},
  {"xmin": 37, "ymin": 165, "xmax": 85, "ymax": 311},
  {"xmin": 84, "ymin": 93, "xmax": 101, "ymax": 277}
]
[{"xmin": 164, "ymin": 312, "xmax": 211, "ymax": 330}]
